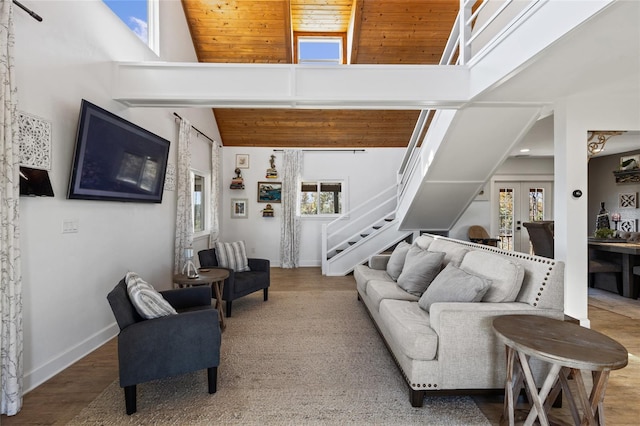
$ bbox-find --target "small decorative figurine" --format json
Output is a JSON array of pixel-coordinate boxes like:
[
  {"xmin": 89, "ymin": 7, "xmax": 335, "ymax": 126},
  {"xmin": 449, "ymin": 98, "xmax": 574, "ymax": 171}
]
[
  {"xmin": 262, "ymin": 204, "xmax": 274, "ymax": 217},
  {"xmin": 230, "ymin": 167, "xmax": 245, "ymax": 189},
  {"xmin": 266, "ymin": 154, "xmax": 278, "ymax": 179}
]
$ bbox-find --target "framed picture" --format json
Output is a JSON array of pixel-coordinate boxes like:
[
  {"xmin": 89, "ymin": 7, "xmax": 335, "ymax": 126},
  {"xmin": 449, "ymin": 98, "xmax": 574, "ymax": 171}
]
[
  {"xmin": 257, "ymin": 181, "xmax": 282, "ymax": 203},
  {"xmin": 620, "ymin": 154, "xmax": 640, "ymax": 170},
  {"xmin": 236, "ymin": 154, "xmax": 249, "ymax": 169},
  {"xmin": 231, "ymin": 198, "xmax": 248, "ymax": 219},
  {"xmin": 619, "ymin": 192, "xmax": 637, "ymax": 208}
]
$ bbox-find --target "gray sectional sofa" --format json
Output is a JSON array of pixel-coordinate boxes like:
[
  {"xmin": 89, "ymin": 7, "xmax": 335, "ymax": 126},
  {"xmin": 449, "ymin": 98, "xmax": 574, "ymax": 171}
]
[{"xmin": 354, "ymin": 233, "xmax": 565, "ymax": 407}]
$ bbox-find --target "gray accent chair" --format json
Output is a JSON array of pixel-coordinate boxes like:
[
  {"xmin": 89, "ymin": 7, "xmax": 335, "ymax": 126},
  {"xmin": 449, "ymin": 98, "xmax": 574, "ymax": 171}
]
[
  {"xmin": 107, "ymin": 279, "xmax": 221, "ymax": 414},
  {"xmin": 198, "ymin": 248, "xmax": 270, "ymax": 317}
]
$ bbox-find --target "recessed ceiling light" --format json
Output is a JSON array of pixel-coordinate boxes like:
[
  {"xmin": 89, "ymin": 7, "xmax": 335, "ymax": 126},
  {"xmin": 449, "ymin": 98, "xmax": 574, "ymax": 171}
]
[{"xmin": 520, "ymin": 148, "xmax": 530, "ymax": 153}]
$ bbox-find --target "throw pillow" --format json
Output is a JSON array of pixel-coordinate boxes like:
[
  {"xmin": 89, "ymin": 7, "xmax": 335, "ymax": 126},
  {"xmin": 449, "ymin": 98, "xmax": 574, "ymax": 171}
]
[
  {"xmin": 386, "ymin": 241, "xmax": 411, "ymax": 281},
  {"xmin": 396, "ymin": 247, "xmax": 445, "ymax": 296},
  {"xmin": 458, "ymin": 250, "xmax": 525, "ymax": 302},
  {"xmin": 418, "ymin": 264, "xmax": 491, "ymax": 312},
  {"xmin": 215, "ymin": 241, "xmax": 251, "ymax": 272},
  {"xmin": 125, "ymin": 272, "xmax": 177, "ymax": 319}
]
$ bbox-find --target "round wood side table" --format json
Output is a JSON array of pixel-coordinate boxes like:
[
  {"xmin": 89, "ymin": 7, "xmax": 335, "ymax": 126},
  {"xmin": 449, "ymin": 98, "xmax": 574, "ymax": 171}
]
[
  {"xmin": 493, "ymin": 314, "xmax": 628, "ymax": 426},
  {"xmin": 173, "ymin": 268, "xmax": 229, "ymax": 331}
]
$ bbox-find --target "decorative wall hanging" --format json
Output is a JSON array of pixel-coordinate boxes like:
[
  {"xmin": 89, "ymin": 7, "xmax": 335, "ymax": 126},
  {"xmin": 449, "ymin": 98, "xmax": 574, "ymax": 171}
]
[
  {"xmin": 236, "ymin": 154, "xmax": 249, "ymax": 169},
  {"xmin": 266, "ymin": 154, "xmax": 278, "ymax": 179},
  {"xmin": 262, "ymin": 204, "xmax": 274, "ymax": 217},
  {"xmin": 18, "ymin": 110, "xmax": 52, "ymax": 170},
  {"xmin": 230, "ymin": 168, "xmax": 245, "ymax": 189},
  {"xmin": 619, "ymin": 219, "xmax": 637, "ymax": 233},
  {"xmin": 164, "ymin": 163, "xmax": 176, "ymax": 191},
  {"xmin": 257, "ymin": 181, "xmax": 282, "ymax": 203},
  {"xmin": 231, "ymin": 198, "xmax": 248, "ymax": 219},
  {"xmin": 619, "ymin": 192, "xmax": 637, "ymax": 209}
]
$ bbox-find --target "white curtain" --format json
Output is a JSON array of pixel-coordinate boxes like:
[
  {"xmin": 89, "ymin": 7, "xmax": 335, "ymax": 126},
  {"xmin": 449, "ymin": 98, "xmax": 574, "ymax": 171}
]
[
  {"xmin": 174, "ymin": 119, "xmax": 194, "ymax": 273},
  {"xmin": 0, "ymin": 0, "xmax": 23, "ymax": 415},
  {"xmin": 208, "ymin": 141, "xmax": 220, "ymax": 246},
  {"xmin": 280, "ymin": 149, "xmax": 303, "ymax": 268}
]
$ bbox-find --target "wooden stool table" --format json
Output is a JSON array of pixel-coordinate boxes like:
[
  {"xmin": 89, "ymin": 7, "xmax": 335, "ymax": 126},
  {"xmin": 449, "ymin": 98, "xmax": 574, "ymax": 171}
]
[
  {"xmin": 173, "ymin": 268, "xmax": 229, "ymax": 331},
  {"xmin": 493, "ymin": 315, "xmax": 628, "ymax": 426}
]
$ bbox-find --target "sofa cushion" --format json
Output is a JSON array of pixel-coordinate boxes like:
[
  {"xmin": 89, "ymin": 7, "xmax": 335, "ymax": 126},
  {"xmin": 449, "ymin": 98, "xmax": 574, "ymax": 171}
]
[
  {"xmin": 125, "ymin": 272, "xmax": 177, "ymax": 319},
  {"xmin": 413, "ymin": 235, "xmax": 435, "ymax": 250},
  {"xmin": 215, "ymin": 241, "xmax": 251, "ymax": 272},
  {"xmin": 459, "ymin": 250, "xmax": 524, "ymax": 302},
  {"xmin": 354, "ymin": 264, "xmax": 392, "ymax": 295},
  {"xmin": 379, "ymin": 299, "xmax": 438, "ymax": 361},
  {"xmin": 386, "ymin": 241, "xmax": 411, "ymax": 281},
  {"xmin": 367, "ymin": 280, "xmax": 420, "ymax": 310},
  {"xmin": 427, "ymin": 239, "xmax": 468, "ymax": 267},
  {"xmin": 396, "ymin": 247, "xmax": 444, "ymax": 296},
  {"xmin": 418, "ymin": 264, "xmax": 491, "ymax": 312}
]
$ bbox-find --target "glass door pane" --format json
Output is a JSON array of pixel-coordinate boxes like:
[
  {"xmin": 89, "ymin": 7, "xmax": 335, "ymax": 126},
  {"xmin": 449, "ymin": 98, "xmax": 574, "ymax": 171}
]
[{"xmin": 498, "ymin": 187, "xmax": 515, "ymax": 251}]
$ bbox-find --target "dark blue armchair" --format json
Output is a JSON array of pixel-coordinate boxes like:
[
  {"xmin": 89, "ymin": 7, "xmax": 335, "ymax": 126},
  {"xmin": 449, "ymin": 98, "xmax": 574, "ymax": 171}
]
[
  {"xmin": 198, "ymin": 248, "xmax": 270, "ymax": 317},
  {"xmin": 107, "ymin": 279, "xmax": 221, "ymax": 414}
]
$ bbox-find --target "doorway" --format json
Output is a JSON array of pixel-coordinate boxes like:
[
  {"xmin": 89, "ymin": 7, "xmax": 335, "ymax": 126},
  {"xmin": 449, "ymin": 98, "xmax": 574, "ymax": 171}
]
[{"xmin": 493, "ymin": 181, "xmax": 553, "ymax": 253}]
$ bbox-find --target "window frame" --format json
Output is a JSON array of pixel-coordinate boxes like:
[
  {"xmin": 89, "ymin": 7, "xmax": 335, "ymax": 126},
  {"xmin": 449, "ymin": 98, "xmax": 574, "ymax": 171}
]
[
  {"xmin": 191, "ymin": 169, "xmax": 210, "ymax": 238},
  {"xmin": 299, "ymin": 179, "xmax": 346, "ymax": 218},
  {"xmin": 294, "ymin": 32, "xmax": 347, "ymax": 65}
]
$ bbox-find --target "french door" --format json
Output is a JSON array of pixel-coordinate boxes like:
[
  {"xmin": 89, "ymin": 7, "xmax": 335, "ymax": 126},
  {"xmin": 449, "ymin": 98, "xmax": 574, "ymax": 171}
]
[{"xmin": 494, "ymin": 181, "xmax": 553, "ymax": 253}]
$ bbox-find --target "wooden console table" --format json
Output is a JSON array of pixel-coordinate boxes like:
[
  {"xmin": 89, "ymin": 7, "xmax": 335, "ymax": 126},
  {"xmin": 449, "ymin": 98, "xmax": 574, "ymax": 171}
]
[
  {"xmin": 493, "ymin": 315, "xmax": 628, "ymax": 426},
  {"xmin": 588, "ymin": 240, "xmax": 640, "ymax": 298},
  {"xmin": 173, "ymin": 268, "xmax": 229, "ymax": 331}
]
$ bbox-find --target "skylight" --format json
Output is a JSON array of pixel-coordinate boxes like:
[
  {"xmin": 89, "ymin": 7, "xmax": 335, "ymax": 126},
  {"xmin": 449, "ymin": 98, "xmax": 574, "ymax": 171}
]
[
  {"xmin": 103, "ymin": 0, "xmax": 158, "ymax": 54},
  {"xmin": 297, "ymin": 36, "xmax": 344, "ymax": 65}
]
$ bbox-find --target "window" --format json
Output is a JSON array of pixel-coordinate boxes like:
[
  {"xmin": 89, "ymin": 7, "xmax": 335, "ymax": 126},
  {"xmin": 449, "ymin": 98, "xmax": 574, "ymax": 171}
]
[
  {"xmin": 295, "ymin": 33, "xmax": 346, "ymax": 65},
  {"xmin": 192, "ymin": 172, "xmax": 207, "ymax": 234},
  {"xmin": 103, "ymin": 0, "xmax": 159, "ymax": 54},
  {"xmin": 300, "ymin": 181, "xmax": 343, "ymax": 216}
]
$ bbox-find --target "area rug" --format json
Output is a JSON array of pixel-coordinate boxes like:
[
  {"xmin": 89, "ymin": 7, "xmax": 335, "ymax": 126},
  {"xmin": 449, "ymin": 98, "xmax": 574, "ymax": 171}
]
[{"xmin": 69, "ymin": 290, "xmax": 491, "ymax": 425}]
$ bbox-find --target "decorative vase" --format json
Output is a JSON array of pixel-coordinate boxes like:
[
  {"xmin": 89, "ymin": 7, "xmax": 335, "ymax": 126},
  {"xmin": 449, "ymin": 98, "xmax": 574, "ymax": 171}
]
[
  {"xmin": 182, "ymin": 248, "xmax": 199, "ymax": 279},
  {"xmin": 596, "ymin": 202, "xmax": 611, "ymax": 230}
]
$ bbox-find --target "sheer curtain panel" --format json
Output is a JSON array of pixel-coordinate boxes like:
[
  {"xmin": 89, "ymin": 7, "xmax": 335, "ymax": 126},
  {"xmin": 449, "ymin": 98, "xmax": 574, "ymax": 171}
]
[
  {"xmin": 280, "ymin": 149, "xmax": 303, "ymax": 268},
  {"xmin": 209, "ymin": 141, "xmax": 220, "ymax": 246},
  {"xmin": 174, "ymin": 119, "xmax": 194, "ymax": 273},
  {"xmin": 0, "ymin": 0, "xmax": 23, "ymax": 415}
]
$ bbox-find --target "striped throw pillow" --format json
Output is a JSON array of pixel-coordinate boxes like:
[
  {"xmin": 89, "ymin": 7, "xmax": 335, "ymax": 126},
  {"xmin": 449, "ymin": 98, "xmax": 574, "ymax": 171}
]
[
  {"xmin": 125, "ymin": 272, "xmax": 177, "ymax": 319},
  {"xmin": 214, "ymin": 241, "xmax": 251, "ymax": 272}
]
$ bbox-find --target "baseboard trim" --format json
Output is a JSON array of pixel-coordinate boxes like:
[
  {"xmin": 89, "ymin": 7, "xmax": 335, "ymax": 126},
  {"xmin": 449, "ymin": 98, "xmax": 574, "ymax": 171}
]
[{"xmin": 23, "ymin": 322, "xmax": 119, "ymax": 393}]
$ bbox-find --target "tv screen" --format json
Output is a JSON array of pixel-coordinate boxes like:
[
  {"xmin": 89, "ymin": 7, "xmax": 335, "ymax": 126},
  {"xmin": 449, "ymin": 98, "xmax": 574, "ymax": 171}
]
[{"xmin": 68, "ymin": 100, "xmax": 170, "ymax": 203}]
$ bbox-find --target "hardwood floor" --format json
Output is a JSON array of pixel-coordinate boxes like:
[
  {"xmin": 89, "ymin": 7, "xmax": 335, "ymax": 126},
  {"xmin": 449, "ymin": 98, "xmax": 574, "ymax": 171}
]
[{"xmin": 2, "ymin": 269, "xmax": 638, "ymax": 425}]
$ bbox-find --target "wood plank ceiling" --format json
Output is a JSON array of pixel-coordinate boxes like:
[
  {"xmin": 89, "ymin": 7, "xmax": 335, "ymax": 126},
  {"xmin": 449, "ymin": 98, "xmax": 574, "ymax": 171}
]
[{"xmin": 181, "ymin": 0, "xmax": 459, "ymax": 148}]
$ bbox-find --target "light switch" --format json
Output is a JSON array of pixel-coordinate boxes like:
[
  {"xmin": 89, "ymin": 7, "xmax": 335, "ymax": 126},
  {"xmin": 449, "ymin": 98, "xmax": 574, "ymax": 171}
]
[{"xmin": 62, "ymin": 219, "xmax": 79, "ymax": 233}]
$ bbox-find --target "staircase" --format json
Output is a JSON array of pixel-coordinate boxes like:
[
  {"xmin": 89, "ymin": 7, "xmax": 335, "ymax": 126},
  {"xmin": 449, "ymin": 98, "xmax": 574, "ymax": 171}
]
[{"xmin": 321, "ymin": 0, "xmax": 617, "ymax": 275}]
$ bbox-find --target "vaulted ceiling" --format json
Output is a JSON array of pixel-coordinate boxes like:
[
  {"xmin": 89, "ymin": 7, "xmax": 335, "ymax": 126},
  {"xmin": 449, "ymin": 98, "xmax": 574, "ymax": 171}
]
[{"xmin": 181, "ymin": 0, "xmax": 460, "ymax": 147}]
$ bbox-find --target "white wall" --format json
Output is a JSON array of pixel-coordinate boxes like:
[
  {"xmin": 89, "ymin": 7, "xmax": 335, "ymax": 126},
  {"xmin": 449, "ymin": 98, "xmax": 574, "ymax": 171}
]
[
  {"xmin": 217, "ymin": 148, "xmax": 405, "ymax": 266},
  {"xmin": 554, "ymin": 78, "xmax": 640, "ymax": 325},
  {"xmin": 15, "ymin": 0, "xmax": 220, "ymax": 391}
]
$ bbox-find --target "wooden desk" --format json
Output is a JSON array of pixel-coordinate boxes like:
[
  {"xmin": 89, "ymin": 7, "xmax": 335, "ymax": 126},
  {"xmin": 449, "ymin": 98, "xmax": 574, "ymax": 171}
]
[
  {"xmin": 588, "ymin": 239, "xmax": 640, "ymax": 298},
  {"xmin": 493, "ymin": 315, "xmax": 628, "ymax": 426},
  {"xmin": 173, "ymin": 268, "xmax": 229, "ymax": 331}
]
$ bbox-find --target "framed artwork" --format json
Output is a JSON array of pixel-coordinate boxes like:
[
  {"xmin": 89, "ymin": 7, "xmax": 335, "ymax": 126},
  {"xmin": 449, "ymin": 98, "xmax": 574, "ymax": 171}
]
[
  {"xmin": 231, "ymin": 198, "xmax": 248, "ymax": 219},
  {"xmin": 620, "ymin": 154, "xmax": 640, "ymax": 170},
  {"xmin": 619, "ymin": 192, "xmax": 637, "ymax": 208},
  {"xmin": 620, "ymin": 219, "xmax": 637, "ymax": 232},
  {"xmin": 236, "ymin": 154, "xmax": 249, "ymax": 169},
  {"xmin": 257, "ymin": 181, "xmax": 282, "ymax": 203}
]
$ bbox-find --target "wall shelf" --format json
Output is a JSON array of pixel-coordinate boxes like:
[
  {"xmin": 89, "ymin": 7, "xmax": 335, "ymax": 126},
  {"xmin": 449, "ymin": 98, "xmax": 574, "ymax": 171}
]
[{"xmin": 613, "ymin": 170, "xmax": 640, "ymax": 184}]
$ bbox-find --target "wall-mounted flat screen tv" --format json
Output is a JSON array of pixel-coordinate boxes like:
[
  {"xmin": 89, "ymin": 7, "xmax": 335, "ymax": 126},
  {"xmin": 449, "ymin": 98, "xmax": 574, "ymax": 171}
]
[{"xmin": 68, "ymin": 100, "xmax": 170, "ymax": 203}]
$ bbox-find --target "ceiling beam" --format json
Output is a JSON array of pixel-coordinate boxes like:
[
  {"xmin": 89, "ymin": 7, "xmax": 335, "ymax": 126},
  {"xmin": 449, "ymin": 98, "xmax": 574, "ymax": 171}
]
[{"xmin": 112, "ymin": 62, "xmax": 470, "ymax": 109}]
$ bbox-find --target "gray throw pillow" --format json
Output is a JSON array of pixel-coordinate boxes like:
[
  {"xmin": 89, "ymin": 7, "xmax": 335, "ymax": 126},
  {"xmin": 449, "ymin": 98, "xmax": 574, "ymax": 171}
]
[
  {"xmin": 418, "ymin": 264, "xmax": 492, "ymax": 312},
  {"xmin": 396, "ymin": 247, "xmax": 444, "ymax": 296},
  {"xmin": 125, "ymin": 272, "xmax": 177, "ymax": 319},
  {"xmin": 386, "ymin": 241, "xmax": 411, "ymax": 281}
]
